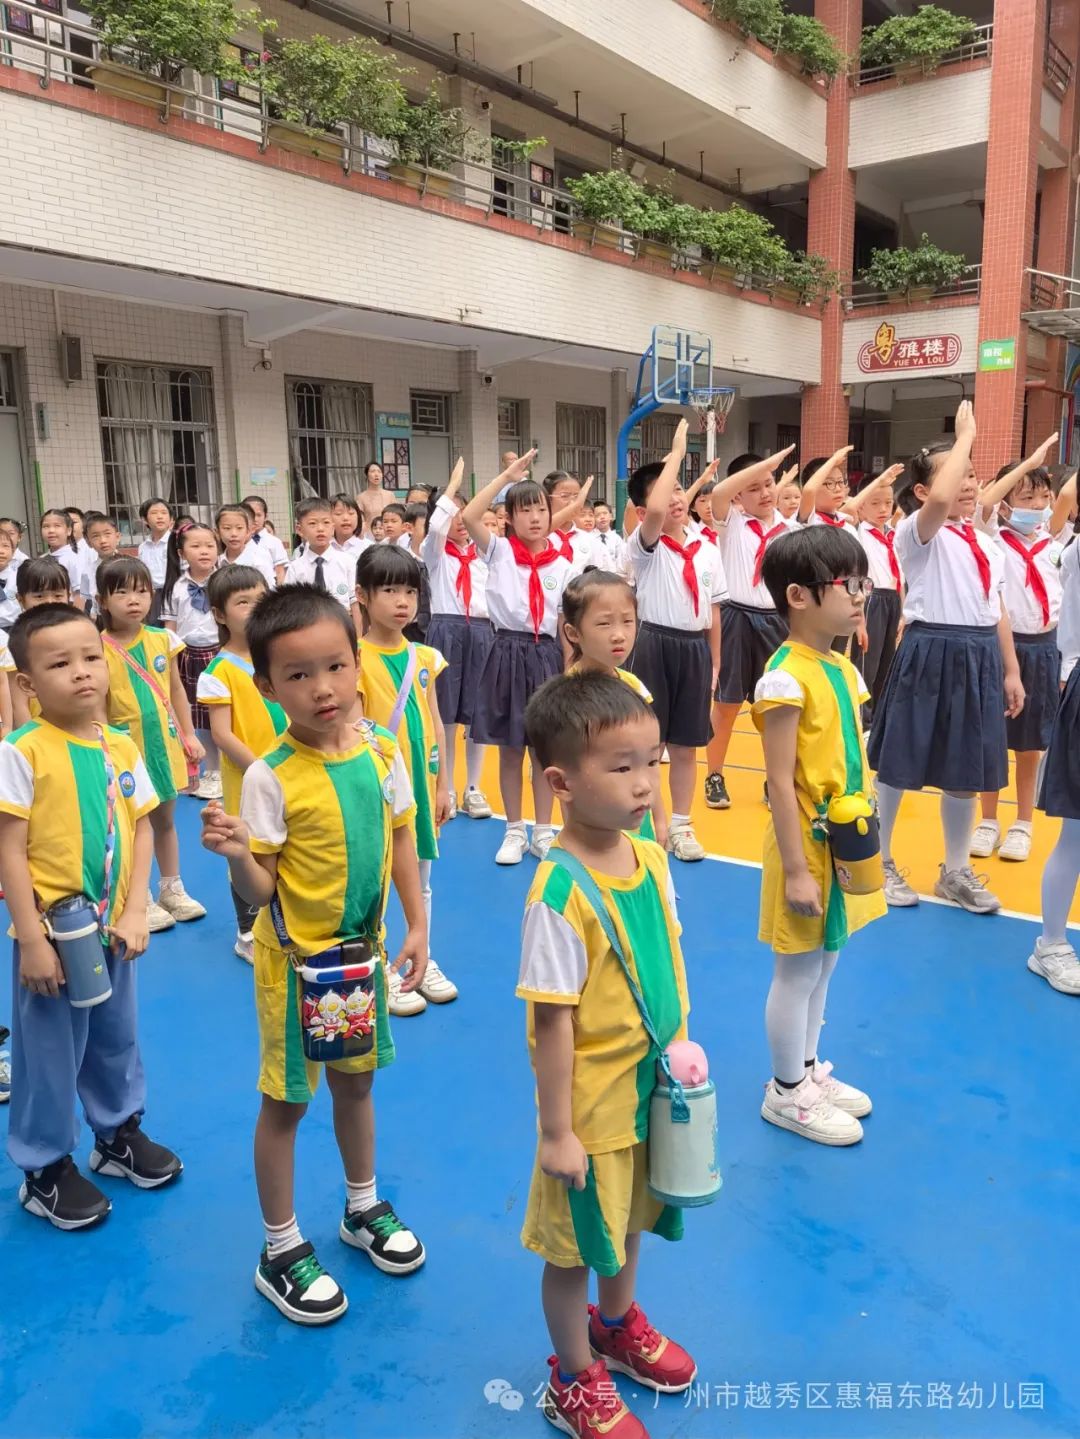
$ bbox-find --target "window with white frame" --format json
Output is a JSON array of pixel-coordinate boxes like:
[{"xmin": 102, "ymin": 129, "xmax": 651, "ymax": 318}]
[
  {"xmin": 97, "ymin": 361, "xmax": 220, "ymax": 541},
  {"xmin": 556, "ymin": 403, "xmax": 606, "ymax": 484},
  {"xmin": 287, "ymin": 377, "xmax": 374, "ymax": 501}
]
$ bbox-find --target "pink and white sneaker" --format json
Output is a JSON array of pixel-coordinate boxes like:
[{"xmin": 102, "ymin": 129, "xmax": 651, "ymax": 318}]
[
  {"xmin": 761, "ymin": 1074, "xmax": 863, "ymax": 1146},
  {"xmin": 811, "ymin": 1060, "xmax": 872, "ymax": 1118}
]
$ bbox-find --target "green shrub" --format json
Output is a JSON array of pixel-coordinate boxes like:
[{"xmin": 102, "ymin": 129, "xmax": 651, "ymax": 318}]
[
  {"xmin": 779, "ymin": 14, "xmax": 847, "ymax": 79},
  {"xmin": 860, "ymin": 5, "xmax": 976, "ymax": 73},
  {"xmin": 86, "ymin": 0, "xmax": 264, "ymax": 82},
  {"xmin": 262, "ymin": 33, "xmax": 410, "ymax": 136}
]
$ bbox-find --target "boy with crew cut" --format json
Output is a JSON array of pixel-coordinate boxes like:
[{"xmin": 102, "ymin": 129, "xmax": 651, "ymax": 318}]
[
  {"xmin": 519, "ymin": 670, "xmax": 697, "ymax": 1439},
  {"xmin": 0, "ymin": 605, "xmax": 181, "ymax": 1229},
  {"xmin": 201, "ymin": 585, "xmax": 429, "ymax": 1326},
  {"xmin": 285, "ymin": 499, "xmax": 362, "ymax": 627}
]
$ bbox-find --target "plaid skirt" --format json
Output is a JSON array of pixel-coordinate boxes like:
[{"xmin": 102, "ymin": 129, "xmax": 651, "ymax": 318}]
[{"xmin": 178, "ymin": 643, "xmax": 220, "ymax": 732}]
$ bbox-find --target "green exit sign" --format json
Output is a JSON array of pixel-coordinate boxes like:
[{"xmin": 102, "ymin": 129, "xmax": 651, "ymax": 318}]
[{"xmin": 979, "ymin": 338, "xmax": 1016, "ymax": 371}]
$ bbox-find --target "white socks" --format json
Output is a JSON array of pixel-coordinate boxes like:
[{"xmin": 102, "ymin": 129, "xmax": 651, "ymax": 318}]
[
  {"xmin": 941, "ymin": 793, "xmax": 977, "ymax": 874},
  {"xmin": 346, "ymin": 1176, "xmax": 377, "ymax": 1216},
  {"xmin": 876, "ymin": 782, "xmax": 904, "ymax": 863},
  {"xmin": 418, "ymin": 859, "xmax": 433, "ymax": 955},
  {"xmin": 465, "ymin": 737, "xmax": 485, "ymax": 792},
  {"xmin": 1041, "ymin": 817, "xmax": 1080, "ymax": 944},
  {"xmin": 765, "ymin": 948, "xmax": 838, "ymax": 1087},
  {"xmin": 264, "ymin": 1213, "xmax": 303, "ymax": 1259},
  {"xmin": 671, "ymin": 812, "xmax": 691, "ymax": 829}
]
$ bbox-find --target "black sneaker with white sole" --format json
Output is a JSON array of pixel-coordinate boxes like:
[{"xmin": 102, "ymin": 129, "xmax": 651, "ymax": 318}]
[
  {"xmin": 254, "ymin": 1241, "xmax": 348, "ymax": 1325},
  {"xmin": 89, "ymin": 1114, "xmax": 183, "ymax": 1189},
  {"xmin": 19, "ymin": 1155, "xmax": 111, "ymax": 1230},
  {"xmin": 339, "ymin": 1199, "xmax": 426, "ymax": 1274},
  {"xmin": 703, "ymin": 771, "xmax": 730, "ymax": 809}
]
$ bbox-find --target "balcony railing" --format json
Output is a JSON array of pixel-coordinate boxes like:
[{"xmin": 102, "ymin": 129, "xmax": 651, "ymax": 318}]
[
  {"xmin": 852, "ymin": 24, "xmax": 993, "ymax": 88},
  {"xmin": 842, "ymin": 264, "xmax": 982, "ymax": 310},
  {"xmin": 0, "ymin": 0, "xmax": 826, "ymax": 308},
  {"xmin": 1045, "ymin": 36, "xmax": 1073, "ymax": 98}
]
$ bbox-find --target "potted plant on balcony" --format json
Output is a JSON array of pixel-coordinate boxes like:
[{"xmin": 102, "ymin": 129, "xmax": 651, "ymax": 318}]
[
  {"xmin": 565, "ymin": 167, "xmax": 644, "ymax": 250},
  {"xmin": 778, "ymin": 14, "xmax": 848, "ymax": 82},
  {"xmin": 709, "ymin": 0, "xmax": 784, "ymax": 52},
  {"xmin": 262, "ymin": 33, "xmax": 410, "ymax": 164},
  {"xmin": 85, "ymin": 0, "xmax": 262, "ymax": 108},
  {"xmin": 859, "ymin": 6, "xmax": 976, "ymax": 81},
  {"xmin": 774, "ymin": 250, "xmax": 840, "ymax": 306},
  {"xmin": 389, "ymin": 83, "xmax": 479, "ymax": 196},
  {"xmin": 905, "ymin": 232, "xmax": 966, "ymax": 300},
  {"xmin": 697, "ymin": 205, "xmax": 787, "ymax": 286},
  {"xmin": 859, "ymin": 246, "xmax": 913, "ymax": 301}
]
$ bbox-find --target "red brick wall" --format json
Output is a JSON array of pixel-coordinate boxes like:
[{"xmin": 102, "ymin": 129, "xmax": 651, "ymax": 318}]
[{"xmin": 802, "ymin": 0, "xmax": 862, "ymax": 461}]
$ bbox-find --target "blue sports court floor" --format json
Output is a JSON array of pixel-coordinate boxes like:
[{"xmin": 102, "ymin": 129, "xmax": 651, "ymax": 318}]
[{"xmin": 2, "ymin": 799, "xmax": 1078, "ymax": 1439}]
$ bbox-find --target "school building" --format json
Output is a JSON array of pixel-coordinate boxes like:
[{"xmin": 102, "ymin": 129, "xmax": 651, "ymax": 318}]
[{"xmin": 1, "ymin": 0, "xmax": 1079, "ymax": 539}]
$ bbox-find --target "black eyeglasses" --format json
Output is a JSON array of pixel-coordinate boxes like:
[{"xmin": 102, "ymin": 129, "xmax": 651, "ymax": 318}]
[{"xmin": 822, "ymin": 576, "xmax": 874, "ymax": 599}]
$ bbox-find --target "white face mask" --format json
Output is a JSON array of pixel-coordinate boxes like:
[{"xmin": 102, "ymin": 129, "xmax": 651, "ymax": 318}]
[{"xmin": 1008, "ymin": 506, "xmax": 1051, "ymax": 535}]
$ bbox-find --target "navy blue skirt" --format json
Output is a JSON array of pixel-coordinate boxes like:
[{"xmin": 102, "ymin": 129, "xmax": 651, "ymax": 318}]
[
  {"xmin": 1008, "ymin": 629, "xmax": 1060, "ymax": 753},
  {"xmin": 1039, "ymin": 658, "xmax": 1079, "ymax": 818},
  {"xmin": 427, "ymin": 613, "xmax": 495, "ymax": 728},
  {"xmin": 470, "ymin": 629, "xmax": 563, "ymax": 749},
  {"xmin": 868, "ymin": 621, "xmax": 1008, "ymax": 792}
]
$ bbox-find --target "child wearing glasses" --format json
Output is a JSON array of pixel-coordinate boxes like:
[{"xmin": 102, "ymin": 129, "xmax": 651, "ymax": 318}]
[
  {"xmin": 751, "ymin": 525, "xmax": 884, "ymax": 1147},
  {"xmin": 796, "ymin": 448, "xmax": 859, "ymax": 531}
]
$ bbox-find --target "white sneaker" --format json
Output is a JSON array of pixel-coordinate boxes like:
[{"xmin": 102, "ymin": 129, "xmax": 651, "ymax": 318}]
[
  {"xmin": 157, "ymin": 882, "xmax": 207, "ymax": 923},
  {"xmin": 234, "ymin": 931, "xmax": 254, "ymax": 964},
  {"xmin": 667, "ymin": 823, "xmax": 705, "ymax": 862},
  {"xmin": 461, "ymin": 787, "xmax": 493, "ymax": 819},
  {"xmin": 882, "ymin": 859, "xmax": 919, "ymax": 907},
  {"xmin": 969, "ymin": 820, "xmax": 1000, "ymax": 859},
  {"xmin": 1027, "ymin": 937, "xmax": 1080, "ymax": 995},
  {"xmin": 530, "ymin": 827, "xmax": 555, "ymax": 862},
  {"xmin": 387, "ymin": 963, "xmax": 427, "ymax": 1016},
  {"xmin": 194, "ymin": 770, "xmax": 223, "ymax": 801},
  {"xmin": 998, "ymin": 824, "xmax": 1032, "ymax": 862},
  {"xmin": 418, "ymin": 959, "xmax": 458, "ymax": 1004},
  {"xmin": 447, "ymin": 791, "xmax": 458, "ymax": 820},
  {"xmin": 761, "ymin": 1075, "xmax": 863, "ymax": 1146},
  {"xmin": 812, "ymin": 1060, "xmax": 872, "ymax": 1118},
  {"xmin": 495, "ymin": 826, "xmax": 529, "ymax": 865},
  {"xmin": 147, "ymin": 894, "xmax": 176, "ymax": 933}
]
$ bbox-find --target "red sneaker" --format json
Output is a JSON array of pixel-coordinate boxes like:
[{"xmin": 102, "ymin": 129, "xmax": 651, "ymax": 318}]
[
  {"xmin": 541, "ymin": 1356, "xmax": 647, "ymax": 1438},
  {"xmin": 588, "ymin": 1303, "xmax": 697, "ymax": 1393}
]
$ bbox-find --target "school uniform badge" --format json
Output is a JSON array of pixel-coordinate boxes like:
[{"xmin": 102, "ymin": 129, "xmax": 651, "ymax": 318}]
[
  {"xmin": 418, "ymin": 668, "xmax": 429, "ymax": 689},
  {"xmin": 118, "ymin": 770, "xmax": 137, "ymax": 798},
  {"xmin": 382, "ymin": 772, "xmax": 395, "ymax": 804},
  {"xmin": 153, "ymin": 654, "xmax": 168, "ymax": 672}
]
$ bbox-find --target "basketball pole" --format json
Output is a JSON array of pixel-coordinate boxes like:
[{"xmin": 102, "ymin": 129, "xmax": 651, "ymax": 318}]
[{"xmin": 705, "ymin": 407, "xmax": 717, "ymax": 466}]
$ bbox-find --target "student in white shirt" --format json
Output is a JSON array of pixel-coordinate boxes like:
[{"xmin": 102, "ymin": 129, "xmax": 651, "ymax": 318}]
[
  {"xmin": 79, "ymin": 512, "xmax": 123, "ymax": 615},
  {"xmin": 240, "ymin": 494, "xmax": 288, "ymax": 586},
  {"xmin": 461, "ymin": 452, "xmax": 573, "ymax": 865},
  {"xmin": 0, "ymin": 525, "xmax": 19, "ymax": 628},
  {"xmin": 137, "ymin": 495, "xmax": 174, "ymax": 621},
  {"xmin": 590, "ymin": 501, "xmax": 629, "ymax": 576},
  {"xmin": 216, "ymin": 503, "xmax": 276, "ymax": 590},
  {"xmin": 38, "ymin": 508, "xmax": 84, "ymax": 596},
  {"xmin": 422, "ymin": 460, "xmax": 494, "ymax": 820},
  {"xmin": 284, "ymin": 498, "xmax": 364, "ymax": 632},
  {"xmin": 161, "ymin": 519, "xmax": 224, "ymax": 799},
  {"xmin": 797, "ymin": 450, "xmax": 859, "ymax": 531},
  {"xmin": 702, "ymin": 448, "xmax": 797, "ymax": 810},
  {"xmin": 626, "ymin": 419, "xmax": 726, "ymax": 862},
  {"xmin": 966, "ymin": 442, "xmax": 1068, "ymax": 863},
  {"xmin": 0, "ymin": 518, "xmax": 27, "ymax": 574},
  {"xmin": 854, "ymin": 465, "xmax": 907, "ymax": 725},
  {"xmin": 868, "ymin": 402, "xmax": 1024, "ymax": 916},
  {"xmin": 331, "ymin": 493, "xmax": 370, "ymax": 559},
  {"xmin": 380, "ymin": 504, "xmax": 409, "ymax": 547},
  {"xmin": 543, "ymin": 471, "xmax": 602, "ymax": 574}
]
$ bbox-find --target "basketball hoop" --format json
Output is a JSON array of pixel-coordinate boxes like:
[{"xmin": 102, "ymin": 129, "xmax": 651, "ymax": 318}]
[{"xmin": 688, "ymin": 386, "xmax": 735, "ymax": 463}]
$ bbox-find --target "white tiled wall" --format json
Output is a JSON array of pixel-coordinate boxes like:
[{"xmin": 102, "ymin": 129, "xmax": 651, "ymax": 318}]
[{"xmin": 848, "ymin": 70, "xmax": 990, "ymax": 170}]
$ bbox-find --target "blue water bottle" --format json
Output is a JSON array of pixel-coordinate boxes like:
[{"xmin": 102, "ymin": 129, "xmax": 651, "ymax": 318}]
[{"xmin": 44, "ymin": 896, "xmax": 112, "ymax": 1009}]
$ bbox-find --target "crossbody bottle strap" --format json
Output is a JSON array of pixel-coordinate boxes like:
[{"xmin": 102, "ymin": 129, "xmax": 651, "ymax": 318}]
[
  {"xmin": 386, "ymin": 643, "xmax": 419, "ymax": 736},
  {"xmin": 547, "ymin": 848, "xmax": 689, "ymax": 1122}
]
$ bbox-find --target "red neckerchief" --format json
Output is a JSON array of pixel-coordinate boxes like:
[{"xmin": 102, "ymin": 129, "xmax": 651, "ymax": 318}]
[
  {"xmin": 659, "ymin": 534, "xmax": 702, "ymax": 613},
  {"xmin": 700, "ymin": 525, "xmax": 718, "ymax": 545},
  {"xmin": 1000, "ymin": 530, "xmax": 1051, "ymax": 626},
  {"xmin": 945, "ymin": 523, "xmax": 991, "ymax": 598},
  {"xmin": 865, "ymin": 526, "xmax": 901, "ymax": 588},
  {"xmin": 816, "ymin": 511, "xmax": 847, "ymax": 528},
  {"xmin": 445, "ymin": 539, "xmax": 477, "ymax": 621},
  {"xmin": 746, "ymin": 517, "xmax": 788, "ymax": 586},
  {"xmin": 508, "ymin": 534, "xmax": 559, "ymax": 639},
  {"xmin": 553, "ymin": 529, "xmax": 575, "ymax": 563}
]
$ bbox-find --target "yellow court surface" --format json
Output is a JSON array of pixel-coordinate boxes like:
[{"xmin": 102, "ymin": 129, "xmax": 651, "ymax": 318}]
[{"xmin": 463, "ymin": 713, "xmax": 1074, "ymax": 926}]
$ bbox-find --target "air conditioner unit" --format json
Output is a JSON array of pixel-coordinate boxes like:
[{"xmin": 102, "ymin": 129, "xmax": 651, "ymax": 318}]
[{"xmin": 60, "ymin": 334, "xmax": 83, "ymax": 384}]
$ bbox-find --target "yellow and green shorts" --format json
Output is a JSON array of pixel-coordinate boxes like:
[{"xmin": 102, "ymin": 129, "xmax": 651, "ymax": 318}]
[
  {"xmin": 254, "ymin": 939, "xmax": 395, "ymax": 1102},
  {"xmin": 521, "ymin": 1140, "xmax": 684, "ymax": 1277}
]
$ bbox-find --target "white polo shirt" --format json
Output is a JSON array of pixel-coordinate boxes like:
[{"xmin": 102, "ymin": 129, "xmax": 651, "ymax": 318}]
[
  {"xmin": 858, "ymin": 522, "xmax": 903, "ymax": 594},
  {"xmin": 161, "ymin": 574, "xmax": 221, "ymax": 648},
  {"xmin": 552, "ymin": 526, "xmax": 602, "ymax": 575},
  {"xmin": 284, "ymin": 546, "xmax": 356, "ymax": 610},
  {"xmin": 808, "ymin": 511, "xmax": 858, "ymax": 532},
  {"xmin": 894, "ymin": 512, "xmax": 1004, "ymax": 627},
  {"xmin": 138, "ymin": 535, "xmax": 170, "ymax": 589},
  {"xmin": 247, "ymin": 529, "xmax": 288, "ymax": 573},
  {"xmin": 481, "ymin": 534, "xmax": 572, "ymax": 638},
  {"xmin": 627, "ymin": 525, "xmax": 727, "ymax": 631},
  {"xmin": 590, "ymin": 528, "xmax": 629, "ymax": 578},
  {"xmin": 422, "ymin": 496, "xmax": 489, "ymax": 620},
  {"xmin": 991, "ymin": 524, "xmax": 1063, "ymax": 635},
  {"xmin": 715, "ymin": 507, "xmax": 789, "ymax": 609},
  {"xmin": 43, "ymin": 544, "xmax": 84, "ymax": 592},
  {"xmin": 335, "ymin": 535, "xmax": 371, "ymax": 559},
  {"xmin": 229, "ymin": 542, "xmax": 276, "ymax": 589},
  {"xmin": 0, "ymin": 569, "xmax": 19, "ymax": 628}
]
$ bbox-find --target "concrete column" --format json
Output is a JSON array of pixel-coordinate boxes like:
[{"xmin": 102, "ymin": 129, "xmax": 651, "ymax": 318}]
[
  {"xmin": 219, "ymin": 315, "xmax": 293, "ymax": 533},
  {"xmin": 455, "ymin": 348, "xmax": 500, "ymax": 495},
  {"xmin": 801, "ymin": 0, "xmax": 862, "ymax": 460},
  {"xmin": 973, "ymin": 0, "xmax": 1047, "ymax": 470},
  {"xmin": 447, "ymin": 76, "xmax": 492, "ymax": 210},
  {"xmin": 608, "ymin": 368, "xmax": 629, "ymax": 507}
]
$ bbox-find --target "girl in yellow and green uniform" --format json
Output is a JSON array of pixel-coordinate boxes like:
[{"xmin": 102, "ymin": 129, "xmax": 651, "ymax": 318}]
[
  {"xmin": 562, "ymin": 570, "xmax": 667, "ymax": 845},
  {"xmin": 98, "ymin": 555, "xmax": 207, "ymax": 930},
  {"xmin": 355, "ymin": 543, "xmax": 457, "ymax": 1016}
]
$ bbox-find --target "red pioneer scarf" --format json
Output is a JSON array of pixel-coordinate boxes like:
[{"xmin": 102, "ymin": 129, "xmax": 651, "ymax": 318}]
[
  {"xmin": 508, "ymin": 534, "xmax": 560, "ymax": 639},
  {"xmin": 865, "ymin": 526, "xmax": 901, "ymax": 588},
  {"xmin": 747, "ymin": 518, "xmax": 788, "ymax": 586},
  {"xmin": 945, "ymin": 523, "xmax": 992, "ymax": 599},
  {"xmin": 659, "ymin": 534, "xmax": 702, "ymax": 613},
  {"xmin": 445, "ymin": 540, "xmax": 477, "ymax": 620},
  {"xmin": 1000, "ymin": 530, "xmax": 1051, "ymax": 626}
]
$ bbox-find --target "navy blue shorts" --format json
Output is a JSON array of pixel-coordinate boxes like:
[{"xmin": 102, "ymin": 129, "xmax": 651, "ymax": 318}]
[
  {"xmin": 716, "ymin": 602, "xmax": 787, "ymax": 704},
  {"xmin": 629, "ymin": 621, "xmax": 711, "ymax": 748}
]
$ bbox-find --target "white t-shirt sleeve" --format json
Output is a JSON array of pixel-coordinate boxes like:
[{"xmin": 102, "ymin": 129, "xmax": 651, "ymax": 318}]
[
  {"xmin": 0, "ymin": 742, "xmax": 34, "ymax": 817},
  {"xmin": 389, "ymin": 745, "xmax": 414, "ymax": 823},
  {"xmin": 160, "ymin": 585, "xmax": 178, "ymax": 624},
  {"xmin": 516, "ymin": 902, "xmax": 587, "ymax": 1003},
  {"xmin": 240, "ymin": 760, "xmax": 287, "ymax": 853},
  {"xmin": 753, "ymin": 668, "xmax": 805, "ymax": 709},
  {"xmin": 128, "ymin": 756, "xmax": 160, "ymax": 817},
  {"xmin": 197, "ymin": 668, "xmax": 231, "ymax": 704}
]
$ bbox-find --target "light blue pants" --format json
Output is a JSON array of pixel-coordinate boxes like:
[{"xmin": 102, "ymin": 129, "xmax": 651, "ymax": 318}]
[{"xmin": 7, "ymin": 944, "xmax": 145, "ymax": 1173}]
